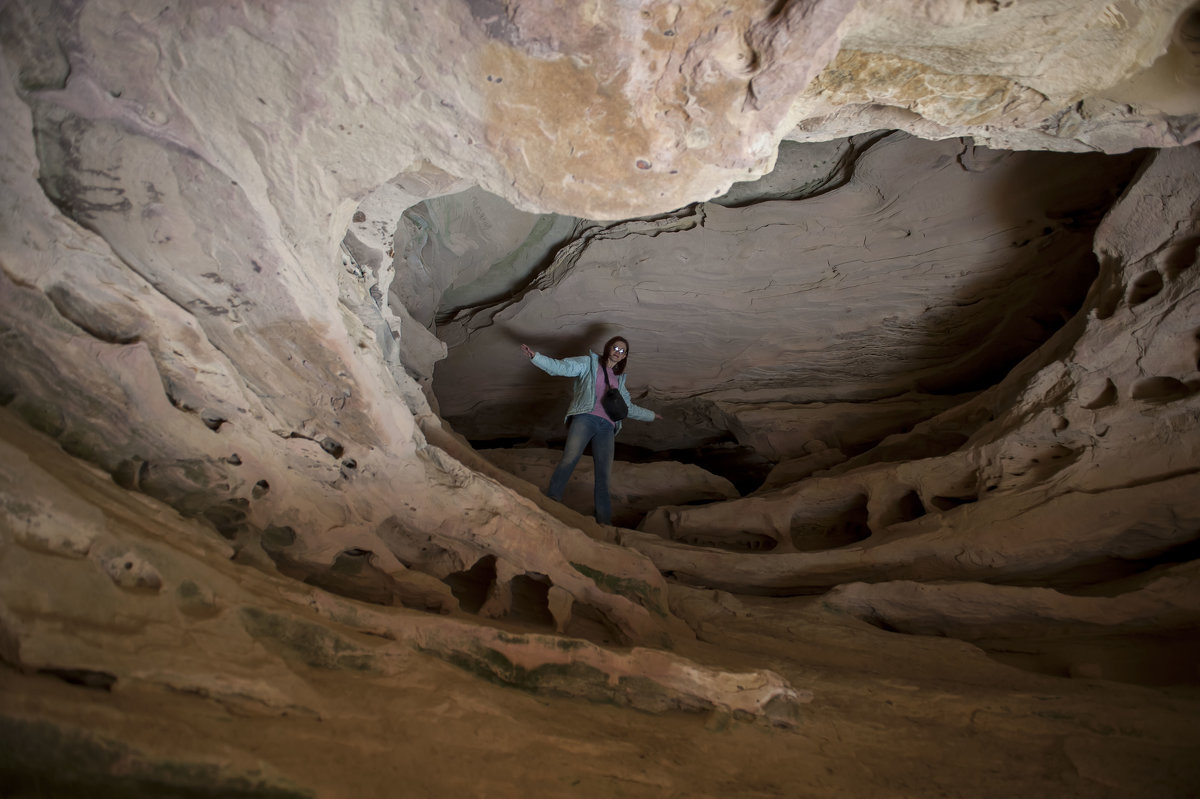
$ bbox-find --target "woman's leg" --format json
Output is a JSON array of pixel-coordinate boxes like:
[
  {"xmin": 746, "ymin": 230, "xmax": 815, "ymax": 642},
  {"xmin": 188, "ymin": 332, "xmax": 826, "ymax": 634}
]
[
  {"xmin": 590, "ymin": 419, "xmax": 615, "ymax": 525},
  {"xmin": 546, "ymin": 415, "xmax": 594, "ymax": 501}
]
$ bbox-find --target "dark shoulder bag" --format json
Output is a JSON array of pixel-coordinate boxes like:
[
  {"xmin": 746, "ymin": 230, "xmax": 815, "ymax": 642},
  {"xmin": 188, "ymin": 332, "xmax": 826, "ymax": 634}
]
[{"xmin": 600, "ymin": 367, "xmax": 628, "ymax": 421}]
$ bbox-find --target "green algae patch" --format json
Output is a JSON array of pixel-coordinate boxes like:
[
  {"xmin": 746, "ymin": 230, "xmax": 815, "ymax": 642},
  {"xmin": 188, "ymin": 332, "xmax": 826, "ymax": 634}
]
[
  {"xmin": 424, "ymin": 640, "xmax": 670, "ymax": 709},
  {"xmin": 0, "ymin": 716, "xmax": 312, "ymax": 798},
  {"xmin": 554, "ymin": 637, "xmax": 587, "ymax": 651},
  {"xmin": 238, "ymin": 606, "xmax": 377, "ymax": 673},
  {"xmin": 569, "ymin": 562, "xmax": 667, "ymax": 617},
  {"xmin": 428, "ymin": 641, "xmax": 606, "ymax": 694},
  {"xmin": 421, "ymin": 640, "xmax": 725, "ymax": 716}
]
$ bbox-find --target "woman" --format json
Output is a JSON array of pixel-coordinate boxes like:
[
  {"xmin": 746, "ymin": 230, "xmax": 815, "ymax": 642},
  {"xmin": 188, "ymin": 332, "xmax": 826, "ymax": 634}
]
[{"xmin": 520, "ymin": 336, "xmax": 660, "ymax": 525}]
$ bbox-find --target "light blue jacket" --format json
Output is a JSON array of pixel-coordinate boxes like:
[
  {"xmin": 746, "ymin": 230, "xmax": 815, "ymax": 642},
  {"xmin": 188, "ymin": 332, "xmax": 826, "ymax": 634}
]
[{"xmin": 530, "ymin": 351, "xmax": 655, "ymax": 434}]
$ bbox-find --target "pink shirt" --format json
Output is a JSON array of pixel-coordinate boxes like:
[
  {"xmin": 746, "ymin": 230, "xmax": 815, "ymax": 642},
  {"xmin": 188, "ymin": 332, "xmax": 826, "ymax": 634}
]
[{"xmin": 589, "ymin": 362, "xmax": 619, "ymax": 424}]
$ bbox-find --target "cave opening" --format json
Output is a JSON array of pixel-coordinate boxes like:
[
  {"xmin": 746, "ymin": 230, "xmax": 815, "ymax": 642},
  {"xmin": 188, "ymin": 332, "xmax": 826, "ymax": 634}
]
[
  {"xmin": 328, "ymin": 134, "xmax": 1191, "ymax": 688},
  {"xmin": 340, "ymin": 132, "xmax": 1148, "ymax": 545}
]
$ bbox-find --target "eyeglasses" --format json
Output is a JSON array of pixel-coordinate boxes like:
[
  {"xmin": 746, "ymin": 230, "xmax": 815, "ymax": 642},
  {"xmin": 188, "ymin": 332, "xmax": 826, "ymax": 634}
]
[{"xmin": 612, "ymin": 346, "xmax": 626, "ymax": 354}]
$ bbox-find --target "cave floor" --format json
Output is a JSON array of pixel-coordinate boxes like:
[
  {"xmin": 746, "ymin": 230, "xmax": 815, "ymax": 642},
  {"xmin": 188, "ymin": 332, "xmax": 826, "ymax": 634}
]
[
  {"xmin": 3, "ymin": 594, "xmax": 1198, "ymax": 799},
  {"xmin": 2, "ymin": 414, "xmax": 1199, "ymax": 798}
]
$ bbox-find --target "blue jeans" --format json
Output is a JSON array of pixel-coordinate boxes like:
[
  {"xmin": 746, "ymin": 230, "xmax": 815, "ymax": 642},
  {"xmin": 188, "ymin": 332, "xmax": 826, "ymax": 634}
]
[{"xmin": 546, "ymin": 413, "xmax": 615, "ymax": 525}]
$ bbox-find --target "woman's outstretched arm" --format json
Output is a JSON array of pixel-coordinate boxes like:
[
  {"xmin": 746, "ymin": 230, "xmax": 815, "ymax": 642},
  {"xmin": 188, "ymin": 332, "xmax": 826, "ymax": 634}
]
[
  {"xmin": 521, "ymin": 345, "xmax": 591, "ymax": 378},
  {"xmin": 619, "ymin": 381, "xmax": 661, "ymax": 422}
]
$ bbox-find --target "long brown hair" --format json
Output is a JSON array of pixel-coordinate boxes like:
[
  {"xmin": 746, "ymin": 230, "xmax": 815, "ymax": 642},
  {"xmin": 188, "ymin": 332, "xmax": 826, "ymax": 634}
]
[{"xmin": 601, "ymin": 336, "xmax": 629, "ymax": 375}]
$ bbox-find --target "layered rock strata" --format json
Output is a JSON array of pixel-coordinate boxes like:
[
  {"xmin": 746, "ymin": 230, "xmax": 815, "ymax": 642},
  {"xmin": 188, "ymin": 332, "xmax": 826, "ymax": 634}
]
[
  {"xmin": 480, "ymin": 447, "xmax": 740, "ymax": 529},
  {"xmin": 435, "ymin": 134, "xmax": 1144, "ymax": 459},
  {"xmin": 634, "ymin": 146, "xmax": 1200, "ymax": 632}
]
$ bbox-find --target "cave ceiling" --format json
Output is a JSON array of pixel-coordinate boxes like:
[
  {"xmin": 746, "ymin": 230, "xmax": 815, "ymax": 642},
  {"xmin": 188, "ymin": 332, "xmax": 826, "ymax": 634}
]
[{"xmin": 424, "ymin": 135, "xmax": 1144, "ymax": 462}]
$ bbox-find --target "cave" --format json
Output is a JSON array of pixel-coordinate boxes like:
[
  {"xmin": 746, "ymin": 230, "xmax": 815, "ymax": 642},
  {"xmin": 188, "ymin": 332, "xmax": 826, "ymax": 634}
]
[{"xmin": 2, "ymin": 1, "xmax": 1200, "ymax": 797}]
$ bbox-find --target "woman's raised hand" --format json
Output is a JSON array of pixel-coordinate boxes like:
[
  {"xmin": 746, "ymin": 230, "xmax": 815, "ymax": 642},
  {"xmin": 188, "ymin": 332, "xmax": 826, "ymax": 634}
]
[{"xmin": 520, "ymin": 343, "xmax": 535, "ymax": 360}]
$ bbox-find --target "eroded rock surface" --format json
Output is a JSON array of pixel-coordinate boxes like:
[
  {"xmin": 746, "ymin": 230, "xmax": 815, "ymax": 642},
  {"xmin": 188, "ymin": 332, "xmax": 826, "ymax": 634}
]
[
  {"xmin": 436, "ymin": 134, "xmax": 1144, "ymax": 458},
  {"xmin": 480, "ymin": 447, "xmax": 739, "ymax": 529}
]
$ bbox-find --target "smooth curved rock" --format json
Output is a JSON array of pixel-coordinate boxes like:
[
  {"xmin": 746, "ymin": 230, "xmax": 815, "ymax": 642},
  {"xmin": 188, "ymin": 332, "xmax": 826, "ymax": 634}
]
[
  {"xmin": 437, "ymin": 134, "xmax": 1144, "ymax": 453},
  {"xmin": 481, "ymin": 447, "xmax": 739, "ymax": 528},
  {"xmin": 822, "ymin": 560, "xmax": 1200, "ymax": 640}
]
